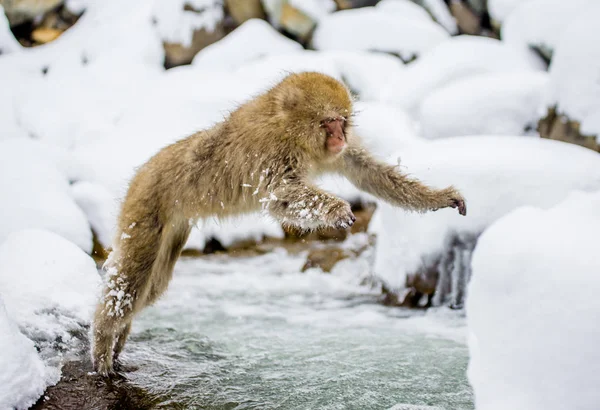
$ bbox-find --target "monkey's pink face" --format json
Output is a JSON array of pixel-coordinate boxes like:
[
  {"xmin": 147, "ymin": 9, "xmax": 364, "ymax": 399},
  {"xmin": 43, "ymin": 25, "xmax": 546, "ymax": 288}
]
[{"xmin": 321, "ymin": 116, "xmax": 347, "ymax": 155}]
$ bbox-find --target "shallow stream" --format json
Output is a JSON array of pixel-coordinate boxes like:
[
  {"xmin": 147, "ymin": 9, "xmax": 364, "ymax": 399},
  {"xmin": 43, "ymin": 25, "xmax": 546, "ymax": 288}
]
[{"xmin": 122, "ymin": 244, "xmax": 473, "ymax": 410}]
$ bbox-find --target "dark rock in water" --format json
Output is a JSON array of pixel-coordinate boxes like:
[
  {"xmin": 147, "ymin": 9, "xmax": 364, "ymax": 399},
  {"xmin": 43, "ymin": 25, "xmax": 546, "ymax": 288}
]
[
  {"xmin": 538, "ymin": 106, "xmax": 599, "ymax": 152},
  {"xmin": 302, "ymin": 247, "xmax": 350, "ymax": 272},
  {"xmin": 31, "ymin": 359, "xmax": 163, "ymax": 410}
]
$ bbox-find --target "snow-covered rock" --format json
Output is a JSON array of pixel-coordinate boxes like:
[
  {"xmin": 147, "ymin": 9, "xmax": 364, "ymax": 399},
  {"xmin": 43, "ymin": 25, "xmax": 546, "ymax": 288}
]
[
  {"xmin": 419, "ymin": 71, "xmax": 549, "ymax": 139},
  {"xmin": 192, "ymin": 18, "xmax": 302, "ymax": 70},
  {"xmin": 0, "ymin": 229, "xmax": 100, "ymax": 369},
  {"xmin": 422, "ymin": 0, "xmax": 458, "ymax": 35},
  {"xmin": 312, "ymin": 7, "xmax": 449, "ymax": 61},
  {"xmin": 380, "ymin": 36, "xmax": 545, "ymax": 114},
  {"xmin": 467, "ymin": 190, "xmax": 600, "ymax": 410},
  {"xmin": 0, "ymin": 0, "xmax": 164, "ymax": 76},
  {"xmin": 0, "ymin": 297, "xmax": 56, "ymax": 410},
  {"xmin": 376, "ymin": 0, "xmax": 433, "ymax": 23},
  {"xmin": 502, "ymin": 0, "xmax": 594, "ymax": 55},
  {"xmin": 152, "ymin": 0, "xmax": 223, "ymax": 47},
  {"xmin": 546, "ymin": 2, "xmax": 600, "ymax": 137},
  {"xmin": 371, "ymin": 136, "xmax": 600, "ymax": 292},
  {"xmin": 0, "ymin": 139, "xmax": 92, "ymax": 252}
]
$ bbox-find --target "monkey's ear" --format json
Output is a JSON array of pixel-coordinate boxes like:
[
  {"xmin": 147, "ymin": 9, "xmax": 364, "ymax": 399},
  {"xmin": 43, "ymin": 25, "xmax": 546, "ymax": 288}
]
[{"xmin": 275, "ymin": 86, "xmax": 304, "ymax": 114}]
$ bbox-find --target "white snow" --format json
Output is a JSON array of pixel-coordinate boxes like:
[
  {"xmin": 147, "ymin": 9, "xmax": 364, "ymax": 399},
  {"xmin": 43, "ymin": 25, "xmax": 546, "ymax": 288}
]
[
  {"xmin": 152, "ymin": 0, "xmax": 223, "ymax": 47},
  {"xmin": 488, "ymin": 0, "xmax": 535, "ymax": 23},
  {"xmin": 467, "ymin": 190, "xmax": 600, "ymax": 410},
  {"xmin": 422, "ymin": 0, "xmax": 458, "ymax": 34},
  {"xmin": 288, "ymin": 0, "xmax": 336, "ymax": 22},
  {"xmin": 71, "ymin": 181, "xmax": 119, "ymax": 248},
  {"xmin": 380, "ymin": 35, "xmax": 546, "ymax": 115},
  {"xmin": 324, "ymin": 50, "xmax": 405, "ymax": 101},
  {"xmin": 376, "ymin": 0, "xmax": 433, "ymax": 23},
  {"xmin": 0, "ymin": 5, "xmax": 21, "ymax": 54},
  {"xmin": 192, "ymin": 18, "xmax": 302, "ymax": 70},
  {"xmin": 312, "ymin": 7, "xmax": 449, "ymax": 61},
  {"xmin": 545, "ymin": 2, "xmax": 600, "ymax": 137},
  {"xmin": 419, "ymin": 71, "xmax": 549, "ymax": 139},
  {"xmin": 502, "ymin": 0, "xmax": 594, "ymax": 54},
  {"xmin": 371, "ymin": 136, "xmax": 600, "ymax": 290},
  {"xmin": 0, "ymin": 229, "xmax": 101, "ymax": 355},
  {"xmin": 0, "ymin": 139, "xmax": 92, "ymax": 252},
  {"xmin": 0, "ymin": 297, "xmax": 56, "ymax": 410}
]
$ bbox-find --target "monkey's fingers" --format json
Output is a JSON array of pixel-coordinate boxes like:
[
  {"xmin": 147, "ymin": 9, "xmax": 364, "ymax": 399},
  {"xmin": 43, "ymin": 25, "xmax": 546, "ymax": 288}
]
[
  {"xmin": 452, "ymin": 199, "xmax": 467, "ymax": 216},
  {"xmin": 335, "ymin": 213, "xmax": 356, "ymax": 229}
]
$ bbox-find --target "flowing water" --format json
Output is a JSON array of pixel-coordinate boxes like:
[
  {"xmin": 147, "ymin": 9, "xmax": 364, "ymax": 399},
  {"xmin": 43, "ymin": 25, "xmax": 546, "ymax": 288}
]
[{"xmin": 122, "ymin": 240, "xmax": 473, "ymax": 410}]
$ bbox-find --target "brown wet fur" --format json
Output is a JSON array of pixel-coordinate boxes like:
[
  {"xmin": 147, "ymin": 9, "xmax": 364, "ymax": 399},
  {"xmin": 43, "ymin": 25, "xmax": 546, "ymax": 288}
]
[{"xmin": 91, "ymin": 72, "xmax": 466, "ymax": 376}]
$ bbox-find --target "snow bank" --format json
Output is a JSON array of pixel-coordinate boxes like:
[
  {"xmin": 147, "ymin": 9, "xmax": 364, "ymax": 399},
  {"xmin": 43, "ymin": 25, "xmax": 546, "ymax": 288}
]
[
  {"xmin": 371, "ymin": 136, "xmax": 600, "ymax": 290},
  {"xmin": 192, "ymin": 19, "xmax": 302, "ymax": 70},
  {"xmin": 419, "ymin": 71, "xmax": 549, "ymax": 139},
  {"xmin": 546, "ymin": 3, "xmax": 600, "ymax": 137},
  {"xmin": 312, "ymin": 7, "xmax": 449, "ymax": 61},
  {"xmin": 467, "ymin": 190, "xmax": 600, "ymax": 410},
  {"xmin": 71, "ymin": 181, "xmax": 119, "ymax": 247},
  {"xmin": 422, "ymin": 0, "xmax": 458, "ymax": 34},
  {"xmin": 0, "ymin": 139, "xmax": 92, "ymax": 252},
  {"xmin": 0, "ymin": 229, "xmax": 101, "ymax": 363},
  {"xmin": 0, "ymin": 298, "xmax": 56, "ymax": 410},
  {"xmin": 502, "ymin": 0, "xmax": 594, "ymax": 54},
  {"xmin": 380, "ymin": 36, "xmax": 545, "ymax": 114}
]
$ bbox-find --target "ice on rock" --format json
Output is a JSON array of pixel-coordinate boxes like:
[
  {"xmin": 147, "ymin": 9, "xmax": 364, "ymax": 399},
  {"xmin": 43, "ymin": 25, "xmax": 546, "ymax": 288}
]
[
  {"xmin": 312, "ymin": 7, "xmax": 449, "ymax": 61},
  {"xmin": 0, "ymin": 139, "xmax": 92, "ymax": 252},
  {"xmin": 502, "ymin": 0, "xmax": 595, "ymax": 55},
  {"xmin": 467, "ymin": 190, "xmax": 600, "ymax": 410},
  {"xmin": 0, "ymin": 229, "xmax": 100, "ymax": 366},
  {"xmin": 420, "ymin": 71, "xmax": 549, "ymax": 139},
  {"xmin": 0, "ymin": 297, "xmax": 57, "ymax": 410},
  {"xmin": 380, "ymin": 36, "xmax": 546, "ymax": 115},
  {"xmin": 192, "ymin": 19, "xmax": 302, "ymax": 70},
  {"xmin": 371, "ymin": 136, "xmax": 600, "ymax": 292},
  {"xmin": 545, "ymin": 2, "xmax": 600, "ymax": 137}
]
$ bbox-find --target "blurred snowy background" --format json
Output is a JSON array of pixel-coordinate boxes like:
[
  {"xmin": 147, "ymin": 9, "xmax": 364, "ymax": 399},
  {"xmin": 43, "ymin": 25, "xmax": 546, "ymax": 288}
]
[{"xmin": 1, "ymin": 0, "xmax": 599, "ymax": 409}]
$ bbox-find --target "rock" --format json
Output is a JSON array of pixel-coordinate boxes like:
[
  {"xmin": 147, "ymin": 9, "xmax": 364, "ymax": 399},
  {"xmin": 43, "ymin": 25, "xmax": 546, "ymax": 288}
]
[
  {"xmin": 31, "ymin": 359, "xmax": 160, "ymax": 410},
  {"xmin": 164, "ymin": 23, "xmax": 226, "ymax": 68},
  {"xmin": 225, "ymin": 0, "xmax": 266, "ymax": 25},
  {"xmin": 449, "ymin": 0, "xmax": 481, "ymax": 35},
  {"xmin": 0, "ymin": 0, "xmax": 62, "ymax": 26},
  {"xmin": 538, "ymin": 106, "xmax": 599, "ymax": 152},
  {"xmin": 302, "ymin": 247, "xmax": 350, "ymax": 272},
  {"xmin": 162, "ymin": 2, "xmax": 226, "ymax": 68},
  {"xmin": 279, "ymin": 1, "xmax": 316, "ymax": 42},
  {"xmin": 31, "ymin": 26, "xmax": 61, "ymax": 43}
]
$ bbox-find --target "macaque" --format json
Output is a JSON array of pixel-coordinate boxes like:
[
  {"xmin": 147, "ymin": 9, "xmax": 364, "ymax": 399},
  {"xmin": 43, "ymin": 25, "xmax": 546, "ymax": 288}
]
[{"xmin": 92, "ymin": 72, "xmax": 466, "ymax": 376}]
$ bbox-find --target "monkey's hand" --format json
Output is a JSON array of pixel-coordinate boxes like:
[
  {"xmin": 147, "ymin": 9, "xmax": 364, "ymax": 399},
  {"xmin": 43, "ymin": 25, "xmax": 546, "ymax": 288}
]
[
  {"xmin": 436, "ymin": 187, "xmax": 467, "ymax": 216},
  {"xmin": 323, "ymin": 200, "xmax": 356, "ymax": 229}
]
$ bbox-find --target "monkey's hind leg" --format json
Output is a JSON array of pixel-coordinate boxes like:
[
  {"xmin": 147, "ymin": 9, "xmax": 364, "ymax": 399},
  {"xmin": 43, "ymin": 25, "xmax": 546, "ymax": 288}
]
[{"xmin": 92, "ymin": 217, "xmax": 191, "ymax": 377}]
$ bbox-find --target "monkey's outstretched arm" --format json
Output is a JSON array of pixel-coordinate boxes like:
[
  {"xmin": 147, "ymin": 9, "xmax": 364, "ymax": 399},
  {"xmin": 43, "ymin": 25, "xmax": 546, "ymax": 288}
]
[
  {"xmin": 264, "ymin": 178, "xmax": 356, "ymax": 230},
  {"xmin": 340, "ymin": 146, "xmax": 467, "ymax": 215}
]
